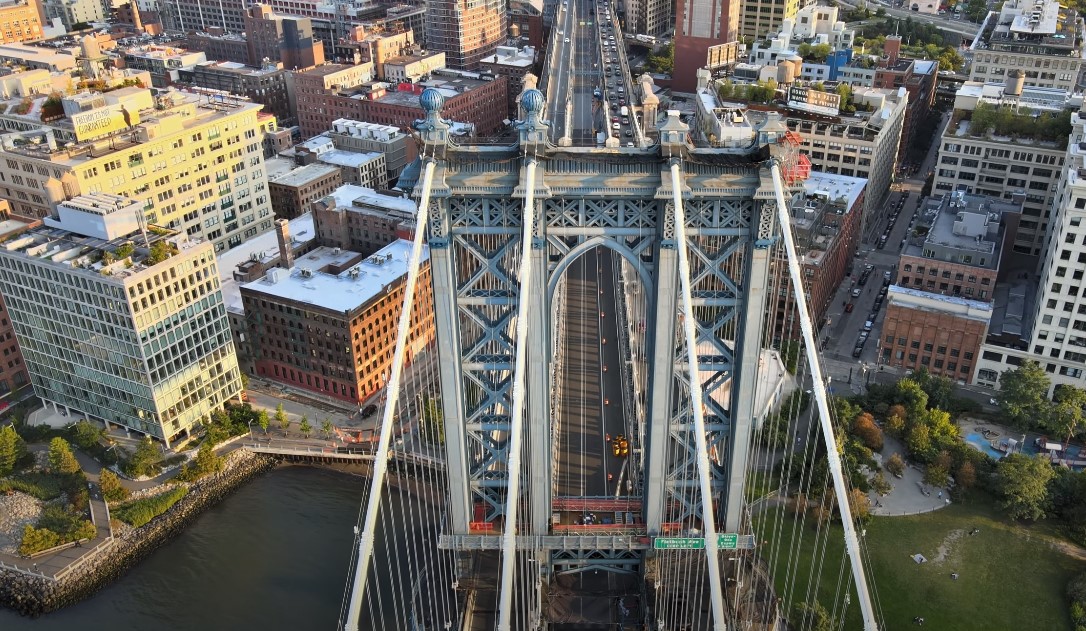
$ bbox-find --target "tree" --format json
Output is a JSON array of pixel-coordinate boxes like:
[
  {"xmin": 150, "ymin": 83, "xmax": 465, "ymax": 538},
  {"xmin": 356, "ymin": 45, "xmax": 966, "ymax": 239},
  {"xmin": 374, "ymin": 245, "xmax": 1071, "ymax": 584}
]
[
  {"xmin": 997, "ymin": 453, "xmax": 1056, "ymax": 520},
  {"xmin": 872, "ymin": 470, "xmax": 893, "ymax": 495},
  {"xmin": 48, "ymin": 437, "xmax": 81, "ymax": 474},
  {"xmin": 852, "ymin": 412, "xmax": 884, "ymax": 452},
  {"xmin": 998, "ymin": 361, "xmax": 1052, "ymax": 429},
  {"xmin": 421, "ymin": 395, "xmax": 446, "ymax": 445},
  {"xmin": 923, "ymin": 408, "xmax": 961, "ymax": 453},
  {"xmin": 276, "ymin": 404, "xmax": 290, "ymax": 432},
  {"xmin": 791, "ymin": 601, "xmax": 832, "ymax": 631},
  {"xmin": 911, "ymin": 367, "xmax": 954, "ymax": 411},
  {"xmin": 924, "ymin": 451, "xmax": 953, "ymax": 488},
  {"xmin": 906, "ymin": 423, "xmax": 933, "ymax": 461},
  {"xmin": 299, "ymin": 416, "xmax": 312, "ymax": 439},
  {"xmin": 321, "ymin": 418, "xmax": 334, "ymax": 439},
  {"xmin": 257, "ymin": 410, "xmax": 269, "ymax": 435},
  {"xmin": 98, "ymin": 469, "xmax": 129, "ymax": 503},
  {"xmin": 0, "ymin": 424, "xmax": 21, "ymax": 476},
  {"xmin": 184, "ymin": 441, "xmax": 224, "ymax": 480},
  {"xmin": 1051, "ymin": 384, "xmax": 1086, "ymax": 444},
  {"xmin": 849, "ymin": 487, "xmax": 872, "ymax": 521},
  {"xmin": 788, "ymin": 492, "xmax": 809, "ymax": 516},
  {"xmin": 885, "ymin": 452, "xmax": 906, "ymax": 477},
  {"xmin": 895, "ymin": 379, "xmax": 930, "ymax": 425},
  {"xmin": 885, "ymin": 404, "xmax": 906, "ymax": 436},
  {"xmin": 957, "ymin": 461, "xmax": 977, "ymax": 493},
  {"xmin": 68, "ymin": 420, "xmax": 103, "ymax": 450},
  {"xmin": 124, "ymin": 437, "xmax": 162, "ymax": 478}
]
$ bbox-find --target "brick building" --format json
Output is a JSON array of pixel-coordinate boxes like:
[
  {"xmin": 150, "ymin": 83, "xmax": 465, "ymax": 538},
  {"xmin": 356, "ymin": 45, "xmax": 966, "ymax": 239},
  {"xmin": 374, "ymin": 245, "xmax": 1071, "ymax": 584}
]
[
  {"xmin": 771, "ymin": 171, "xmax": 866, "ymax": 340},
  {"xmin": 0, "ymin": 0, "xmax": 43, "ymax": 44},
  {"xmin": 244, "ymin": 5, "xmax": 324, "ymax": 71},
  {"xmin": 479, "ymin": 45, "xmax": 537, "ymax": 117},
  {"xmin": 241, "ymin": 238, "xmax": 434, "ymax": 404},
  {"xmin": 881, "ymin": 191, "xmax": 1022, "ymax": 381},
  {"xmin": 310, "ymin": 184, "xmax": 416, "ymax": 256},
  {"xmin": 873, "ymin": 37, "xmax": 938, "ymax": 162},
  {"xmin": 292, "ymin": 66, "xmax": 509, "ymax": 140},
  {"xmin": 0, "ymin": 201, "xmax": 37, "ymax": 395},
  {"xmin": 268, "ymin": 163, "xmax": 342, "ymax": 219},
  {"xmin": 180, "ymin": 60, "xmax": 294, "ymax": 126}
]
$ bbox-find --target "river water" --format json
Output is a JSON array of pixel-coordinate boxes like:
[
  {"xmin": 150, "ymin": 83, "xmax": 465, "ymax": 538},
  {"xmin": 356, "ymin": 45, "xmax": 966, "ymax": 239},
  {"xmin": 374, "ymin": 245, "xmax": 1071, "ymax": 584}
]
[{"xmin": 0, "ymin": 466, "xmax": 407, "ymax": 631}]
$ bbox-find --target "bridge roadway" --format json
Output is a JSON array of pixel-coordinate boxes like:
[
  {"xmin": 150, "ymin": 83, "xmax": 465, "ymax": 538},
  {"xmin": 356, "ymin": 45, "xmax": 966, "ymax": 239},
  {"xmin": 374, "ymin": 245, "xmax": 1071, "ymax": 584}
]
[
  {"xmin": 546, "ymin": 0, "xmax": 635, "ymax": 146},
  {"xmin": 556, "ymin": 248, "xmax": 634, "ymax": 517}
]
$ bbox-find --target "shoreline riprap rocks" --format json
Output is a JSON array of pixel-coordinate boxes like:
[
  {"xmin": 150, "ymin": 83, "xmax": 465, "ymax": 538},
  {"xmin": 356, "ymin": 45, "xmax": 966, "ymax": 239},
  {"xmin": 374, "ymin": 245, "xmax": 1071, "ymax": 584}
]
[{"xmin": 0, "ymin": 449, "xmax": 277, "ymax": 617}]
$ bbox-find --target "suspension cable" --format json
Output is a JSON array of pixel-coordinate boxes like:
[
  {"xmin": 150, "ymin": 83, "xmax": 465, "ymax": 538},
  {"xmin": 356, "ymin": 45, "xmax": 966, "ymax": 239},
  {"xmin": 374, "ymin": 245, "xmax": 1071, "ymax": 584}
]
[
  {"xmin": 769, "ymin": 161, "xmax": 879, "ymax": 631},
  {"xmin": 344, "ymin": 158, "xmax": 436, "ymax": 631},
  {"xmin": 670, "ymin": 160, "xmax": 727, "ymax": 631}
]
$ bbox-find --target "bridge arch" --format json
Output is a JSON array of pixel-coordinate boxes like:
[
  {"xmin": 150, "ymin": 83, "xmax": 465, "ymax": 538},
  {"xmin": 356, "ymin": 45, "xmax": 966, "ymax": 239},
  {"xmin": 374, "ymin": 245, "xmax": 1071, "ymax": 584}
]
[{"xmin": 546, "ymin": 236, "xmax": 654, "ymax": 306}]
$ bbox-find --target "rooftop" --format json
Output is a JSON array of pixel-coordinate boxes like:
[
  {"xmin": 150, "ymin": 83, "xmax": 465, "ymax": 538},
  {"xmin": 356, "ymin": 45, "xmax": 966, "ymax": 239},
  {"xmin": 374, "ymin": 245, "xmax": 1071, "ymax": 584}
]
[
  {"xmin": 790, "ymin": 171, "xmax": 867, "ymax": 266},
  {"xmin": 978, "ymin": 0, "xmax": 1085, "ymax": 55},
  {"xmin": 888, "ymin": 284, "xmax": 995, "ymax": 320},
  {"xmin": 947, "ymin": 100, "xmax": 1072, "ymax": 147},
  {"xmin": 322, "ymin": 183, "xmax": 417, "ymax": 216},
  {"xmin": 193, "ymin": 60, "xmax": 284, "ymax": 76},
  {"xmin": 953, "ymin": 81, "xmax": 1079, "ymax": 113},
  {"xmin": 0, "ymin": 194, "xmax": 195, "ymax": 281},
  {"xmin": 903, "ymin": 191, "xmax": 1019, "ymax": 268},
  {"xmin": 0, "ymin": 89, "xmax": 265, "ymax": 163},
  {"xmin": 271, "ymin": 162, "xmax": 340, "ymax": 188},
  {"xmin": 480, "ymin": 46, "xmax": 536, "ymax": 67},
  {"xmin": 241, "ymin": 240, "xmax": 428, "ymax": 314},
  {"xmin": 802, "ymin": 171, "xmax": 867, "ymax": 211},
  {"xmin": 319, "ymin": 149, "xmax": 383, "ymax": 168},
  {"xmin": 218, "ymin": 213, "xmax": 316, "ymax": 313}
]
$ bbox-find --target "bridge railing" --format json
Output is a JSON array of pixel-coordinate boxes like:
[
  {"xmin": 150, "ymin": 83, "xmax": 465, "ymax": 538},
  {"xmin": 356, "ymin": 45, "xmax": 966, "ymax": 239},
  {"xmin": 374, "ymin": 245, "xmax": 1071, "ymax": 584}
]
[{"xmin": 550, "ymin": 275, "xmax": 567, "ymax": 496}]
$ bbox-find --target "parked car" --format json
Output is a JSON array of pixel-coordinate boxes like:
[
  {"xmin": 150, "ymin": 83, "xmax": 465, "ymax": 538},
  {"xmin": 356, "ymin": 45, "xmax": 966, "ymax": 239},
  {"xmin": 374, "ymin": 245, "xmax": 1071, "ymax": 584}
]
[
  {"xmin": 863, "ymin": 320, "xmax": 873, "ymax": 331},
  {"xmin": 361, "ymin": 404, "xmax": 378, "ymax": 417},
  {"xmin": 853, "ymin": 346, "xmax": 863, "ymax": 358}
]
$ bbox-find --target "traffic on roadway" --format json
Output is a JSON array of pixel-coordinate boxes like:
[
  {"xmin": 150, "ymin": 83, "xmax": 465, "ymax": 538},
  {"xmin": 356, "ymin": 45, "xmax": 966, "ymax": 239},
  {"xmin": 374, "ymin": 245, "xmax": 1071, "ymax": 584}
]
[{"xmin": 556, "ymin": 248, "xmax": 636, "ymax": 514}]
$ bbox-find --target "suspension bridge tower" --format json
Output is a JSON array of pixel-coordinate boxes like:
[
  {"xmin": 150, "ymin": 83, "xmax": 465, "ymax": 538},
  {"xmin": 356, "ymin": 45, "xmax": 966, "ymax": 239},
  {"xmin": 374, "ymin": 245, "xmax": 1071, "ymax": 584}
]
[{"xmin": 396, "ymin": 78, "xmax": 812, "ymax": 628}]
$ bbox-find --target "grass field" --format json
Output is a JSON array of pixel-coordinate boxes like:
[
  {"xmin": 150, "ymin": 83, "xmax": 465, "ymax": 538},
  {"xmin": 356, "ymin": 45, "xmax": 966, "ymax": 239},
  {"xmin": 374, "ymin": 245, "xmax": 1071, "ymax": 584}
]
[{"xmin": 754, "ymin": 494, "xmax": 1086, "ymax": 630}]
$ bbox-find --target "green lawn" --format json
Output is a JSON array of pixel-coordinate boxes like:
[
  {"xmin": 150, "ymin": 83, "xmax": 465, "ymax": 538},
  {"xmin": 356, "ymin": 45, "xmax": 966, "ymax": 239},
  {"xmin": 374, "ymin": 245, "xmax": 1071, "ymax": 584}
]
[
  {"xmin": 754, "ymin": 495, "xmax": 1086, "ymax": 630},
  {"xmin": 745, "ymin": 470, "xmax": 781, "ymax": 502}
]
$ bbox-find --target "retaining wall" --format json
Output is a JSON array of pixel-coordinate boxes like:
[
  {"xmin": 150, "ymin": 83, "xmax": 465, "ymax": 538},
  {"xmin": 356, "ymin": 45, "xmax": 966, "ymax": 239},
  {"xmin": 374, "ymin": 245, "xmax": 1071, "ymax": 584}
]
[{"xmin": 0, "ymin": 450, "xmax": 277, "ymax": 617}]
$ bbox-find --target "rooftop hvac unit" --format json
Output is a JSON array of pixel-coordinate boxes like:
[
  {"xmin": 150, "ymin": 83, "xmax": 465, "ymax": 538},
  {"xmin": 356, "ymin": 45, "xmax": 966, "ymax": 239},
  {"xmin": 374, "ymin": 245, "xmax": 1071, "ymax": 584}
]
[
  {"xmin": 300, "ymin": 267, "xmax": 313, "ymax": 278},
  {"xmin": 333, "ymin": 247, "xmax": 342, "ymax": 255}
]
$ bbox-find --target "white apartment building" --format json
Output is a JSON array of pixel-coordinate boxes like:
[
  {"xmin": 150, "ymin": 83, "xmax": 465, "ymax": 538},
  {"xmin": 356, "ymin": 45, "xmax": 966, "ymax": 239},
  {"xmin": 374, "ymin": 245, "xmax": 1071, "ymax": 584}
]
[
  {"xmin": 968, "ymin": 0, "xmax": 1086, "ymax": 92},
  {"xmin": 975, "ymin": 105, "xmax": 1086, "ymax": 391},
  {"xmin": 932, "ymin": 79, "xmax": 1078, "ymax": 256},
  {"xmin": 0, "ymin": 194, "xmax": 243, "ymax": 445}
]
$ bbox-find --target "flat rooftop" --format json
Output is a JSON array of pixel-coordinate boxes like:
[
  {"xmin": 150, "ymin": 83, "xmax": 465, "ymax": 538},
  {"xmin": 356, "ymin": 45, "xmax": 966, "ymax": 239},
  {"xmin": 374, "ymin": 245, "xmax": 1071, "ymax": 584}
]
[
  {"xmin": 241, "ymin": 240, "xmax": 428, "ymax": 314},
  {"xmin": 982, "ymin": 0, "xmax": 1083, "ymax": 54},
  {"xmin": 272, "ymin": 163, "xmax": 340, "ymax": 188},
  {"xmin": 954, "ymin": 80, "xmax": 1076, "ymax": 112},
  {"xmin": 802, "ymin": 171, "xmax": 867, "ymax": 212},
  {"xmin": 319, "ymin": 149, "xmax": 382, "ymax": 168},
  {"xmin": 888, "ymin": 284, "xmax": 994, "ymax": 317},
  {"xmin": 324, "ymin": 183, "xmax": 417, "ymax": 215},
  {"xmin": 218, "ymin": 213, "xmax": 316, "ymax": 313}
]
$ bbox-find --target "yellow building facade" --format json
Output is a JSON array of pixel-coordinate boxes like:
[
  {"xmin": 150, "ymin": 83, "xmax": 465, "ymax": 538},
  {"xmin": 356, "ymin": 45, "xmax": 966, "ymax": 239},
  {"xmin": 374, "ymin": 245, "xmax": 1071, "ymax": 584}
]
[
  {"xmin": 740, "ymin": 0, "xmax": 802, "ymax": 41},
  {"xmin": 0, "ymin": 89, "xmax": 276, "ymax": 253}
]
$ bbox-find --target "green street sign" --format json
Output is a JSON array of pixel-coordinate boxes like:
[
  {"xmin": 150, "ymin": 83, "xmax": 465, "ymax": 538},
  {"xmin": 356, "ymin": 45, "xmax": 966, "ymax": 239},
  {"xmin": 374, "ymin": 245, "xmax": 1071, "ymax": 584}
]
[
  {"xmin": 718, "ymin": 533, "xmax": 739, "ymax": 549},
  {"xmin": 654, "ymin": 537, "xmax": 705, "ymax": 550}
]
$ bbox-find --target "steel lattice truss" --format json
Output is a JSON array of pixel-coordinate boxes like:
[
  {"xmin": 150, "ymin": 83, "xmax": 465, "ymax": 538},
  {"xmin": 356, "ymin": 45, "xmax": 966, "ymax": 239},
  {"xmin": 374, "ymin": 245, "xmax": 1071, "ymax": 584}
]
[{"xmin": 431, "ymin": 188, "xmax": 759, "ymax": 527}]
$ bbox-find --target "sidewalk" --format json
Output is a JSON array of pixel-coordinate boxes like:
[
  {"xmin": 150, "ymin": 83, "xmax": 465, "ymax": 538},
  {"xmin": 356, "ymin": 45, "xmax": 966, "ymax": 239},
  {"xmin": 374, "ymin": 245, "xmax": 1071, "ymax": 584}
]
[{"xmin": 869, "ymin": 434, "xmax": 952, "ymax": 517}]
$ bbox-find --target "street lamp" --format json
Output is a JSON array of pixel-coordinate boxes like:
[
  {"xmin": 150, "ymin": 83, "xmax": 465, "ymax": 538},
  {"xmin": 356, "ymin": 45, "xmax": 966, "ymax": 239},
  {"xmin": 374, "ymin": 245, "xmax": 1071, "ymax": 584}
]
[{"xmin": 247, "ymin": 420, "xmax": 254, "ymax": 439}]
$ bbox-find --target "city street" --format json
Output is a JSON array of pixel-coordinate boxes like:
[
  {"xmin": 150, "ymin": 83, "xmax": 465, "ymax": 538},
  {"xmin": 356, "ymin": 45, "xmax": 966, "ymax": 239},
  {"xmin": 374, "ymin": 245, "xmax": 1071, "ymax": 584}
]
[
  {"xmin": 555, "ymin": 248, "xmax": 632, "ymax": 501},
  {"xmin": 817, "ymin": 110, "xmax": 951, "ymax": 386}
]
